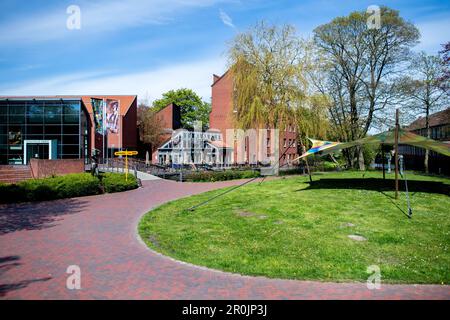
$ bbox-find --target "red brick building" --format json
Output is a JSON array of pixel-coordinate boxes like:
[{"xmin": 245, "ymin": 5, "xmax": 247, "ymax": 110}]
[
  {"xmin": 81, "ymin": 95, "xmax": 137, "ymax": 158},
  {"xmin": 401, "ymin": 107, "xmax": 450, "ymax": 174},
  {"xmin": 151, "ymin": 103, "xmax": 181, "ymax": 163},
  {"xmin": 0, "ymin": 95, "xmax": 137, "ymax": 168},
  {"xmin": 210, "ymin": 71, "xmax": 298, "ymax": 166}
]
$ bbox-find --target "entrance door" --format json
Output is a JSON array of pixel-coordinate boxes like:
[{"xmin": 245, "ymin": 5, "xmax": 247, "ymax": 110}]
[
  {"xmin": 26, "ymin": 143, "xmax": 49, "ymax": 163},
  {"xmin": 24, "ymin": 140, "xmax": 54, "ymax": 164}
]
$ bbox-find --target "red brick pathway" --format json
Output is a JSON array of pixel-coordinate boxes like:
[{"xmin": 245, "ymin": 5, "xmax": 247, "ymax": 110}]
[{"xmin": 0, "ymin": 179, "xmax": 449, "ymax": 299}]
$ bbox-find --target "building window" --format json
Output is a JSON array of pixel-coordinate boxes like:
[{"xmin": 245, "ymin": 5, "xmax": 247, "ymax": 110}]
[{"xmin": 0, "ymin": 99, "xmax": 86, "ymax": 165}]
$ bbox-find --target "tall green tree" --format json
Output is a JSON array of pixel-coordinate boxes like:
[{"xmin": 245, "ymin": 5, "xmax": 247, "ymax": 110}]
[
  {"xmin": 228, "ymin": 21, "xmax": 309, "ymax": 130},
  {"xmin": 398, "ymin": 52, "xmax": 448, "ymax": 173},
  {"xmin": 152, "ymin": 88, "xmax": 211, "ymax": 130},
  {"xmin": 312, "ymin": 7, "xmax": 420, "ymax": 169}
]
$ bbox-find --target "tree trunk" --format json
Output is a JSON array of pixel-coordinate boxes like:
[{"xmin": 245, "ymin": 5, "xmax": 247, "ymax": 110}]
[
  {"xmin": 424, "ymin": 106, "xmax": 430, "ymax": 174},
  {"xmin": 358, "ymin": 146, "xmax": 365, "ymax": 171}
]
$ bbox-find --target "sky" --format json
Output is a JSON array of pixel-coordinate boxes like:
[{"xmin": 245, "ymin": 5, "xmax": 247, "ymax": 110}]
[{"xmin": 0, "ymin": 0, "xmax": 449, "ymax": 103}]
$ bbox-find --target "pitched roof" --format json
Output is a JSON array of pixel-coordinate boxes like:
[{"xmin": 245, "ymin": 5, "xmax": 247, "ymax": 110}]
[
  {"xmin": 211, "ymin": 70, "xmax": 230, "ymax": 87},
  {"xmin": 81, "ymin": 95, "xmax": 137, "ymax": 116},
  {"xmin": 407, "ymin": 108, "xmax": 450, "ymax": 131}
]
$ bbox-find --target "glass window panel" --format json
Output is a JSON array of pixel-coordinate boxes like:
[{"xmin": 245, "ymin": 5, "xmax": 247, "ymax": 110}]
[
  {"xmin": 43, "ymin": 134, "xmax": 61, "ymax": 141},
  {"xmin": 9, "ymin": 104, "xmax": 25, "ymax": 115},
  {"xmin": 0, "ymin": 154, "xmax": 7, "ymax": 165},
  {"xmin": 0, "ymin": 106, "xmax": 7, "ymax": 114},
  {"xmin": 63, "ymin": 124, "xmax": 79, "ymax": 134},
  {"xmin": 26, "ymin": 102, "xmax": 44, "ymax": 124},
  {"xmin": 44, "ymin": 112, "xmax": 61, "ymax": 124},
  {"xmin": 44, "ymin": 125, "xmax": 62, "ymax": 135},
  {"xmin": 63, "ymin": 102, "xmax": 80, "ymax": 114},
  {"xmin": 26, "ymin": 134, "xmax": 45, "ymax": 141},
  {"xmin": 27, "ymin": 125, "xmax": 44, "ymax": 135},
  {"xmin": 9, "ymin": 115, "xmax": 25, "ymax": 124},
  {"xmin": 0, "ymin": 125, "xmax": 6, "ymax": 134},
  {"xmin": 62, "ymin": 135, "xmax": 79, "ymax": 144},
  {"xmin": 0, "ymin": 135, "xmax": 6, "ymax": 144},
  {"xmin": 63, "ymin": 113, "xmax": 79, "ymax": 124},
  {"xmin": 44, "ymin": 102, "xmax": 62, "ymax": 124},
  {"xmin": 26, "ymin": 114, "xmax": 43, "ymax": 124},
  {"xmin": 62, "ymin": 145, "xmax": 79, "ymax": 155}
]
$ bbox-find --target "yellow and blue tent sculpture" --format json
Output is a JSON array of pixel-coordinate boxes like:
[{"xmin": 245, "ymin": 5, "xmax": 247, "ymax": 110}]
[{"xmin": 294, "ymin": 129, "xmax": 450, "ymax": 160}]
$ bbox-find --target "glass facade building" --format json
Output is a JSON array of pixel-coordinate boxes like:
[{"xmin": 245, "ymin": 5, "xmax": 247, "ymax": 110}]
[{"xmin": 0, "ymin": 98, "xmax": 90, "ymax": 165}]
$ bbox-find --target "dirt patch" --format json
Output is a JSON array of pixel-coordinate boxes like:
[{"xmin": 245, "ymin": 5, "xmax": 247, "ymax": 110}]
[
  {"xmin": 147, "ymin": 234, "xmax": 161, "ymax": 248},
  {"xmin": 340, "ymin": 222, "xmax": 356, "ymax": 228},
  {"xmin": 348, "ymin": 234, "xmax": 367, "ymax": 241},
  {"xmin": 236, "ymin": 211, "xmax": 256, "ymax": 217}
]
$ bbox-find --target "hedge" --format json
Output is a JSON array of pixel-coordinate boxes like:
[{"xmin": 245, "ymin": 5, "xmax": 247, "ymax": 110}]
[
  {"xmin": 0, "ymin": 172, "xmax": 138, "ymax": 204},
  {"xmin": 100, "ymin": 172, "xmax": 139, "ymax": 193},
  {"xmin": 184, "ymin": 170, "xmax": 260, "ymax": 182}
]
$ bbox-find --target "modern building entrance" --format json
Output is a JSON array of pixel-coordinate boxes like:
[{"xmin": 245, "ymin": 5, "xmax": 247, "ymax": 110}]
[{"xmin": 24, "ymin": 140, "xmax": 57, "ymax": 164}]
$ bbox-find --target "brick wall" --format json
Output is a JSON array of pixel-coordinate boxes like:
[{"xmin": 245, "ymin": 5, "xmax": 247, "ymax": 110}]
[
  {"xmin": 210, "ymin": 71, "xmax": 299, "ymax": 166},
  {"xmin": 30, "ymin": 159, "xmax": 85, "ymax": 178},
  {"xmin": 210, "ymin": 72, "xmax": 234, "ymax": 146}
]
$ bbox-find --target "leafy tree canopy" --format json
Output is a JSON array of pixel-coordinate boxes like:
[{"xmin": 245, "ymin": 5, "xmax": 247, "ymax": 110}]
[{"xmin": 152, "ymin": 88, "xmax": 211, "ymax": 130}]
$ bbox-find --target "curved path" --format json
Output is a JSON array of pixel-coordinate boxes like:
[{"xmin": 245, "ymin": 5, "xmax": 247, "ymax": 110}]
[{"xmin": 0, "ymin": 179, "xmax": 449, "ymax": 299}]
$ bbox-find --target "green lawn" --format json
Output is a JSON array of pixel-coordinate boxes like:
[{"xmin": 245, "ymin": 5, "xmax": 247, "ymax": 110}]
[{"xmin": 138, "ymin": 171, "xmax": 450, "ymax": 284}]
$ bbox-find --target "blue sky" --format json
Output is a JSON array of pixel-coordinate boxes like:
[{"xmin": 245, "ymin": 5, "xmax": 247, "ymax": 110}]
[{"xmin": 0, "ymin": 0, "xmax": 449, "ymax": 102}]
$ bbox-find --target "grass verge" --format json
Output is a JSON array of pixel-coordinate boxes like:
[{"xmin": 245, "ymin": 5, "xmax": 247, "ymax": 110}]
[{"xmin": 139, "ymin": 171, "xmax": 450, "ymax": 284}]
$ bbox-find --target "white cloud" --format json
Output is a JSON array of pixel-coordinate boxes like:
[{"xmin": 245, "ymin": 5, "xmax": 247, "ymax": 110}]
[
  {"xmin": 0, "ymin": 58, "xmax": 227, "ymax": 102},
  {"xmin": 0, "ymin": 0, "xmax": 228, "ymax": 43},
  {"xmin": 415, "ymin": 16, "xmax": 450, "ymax": 54},
  {"xmin": 219, "ymin": 9, "xmax": 235, "ymax": 28}
]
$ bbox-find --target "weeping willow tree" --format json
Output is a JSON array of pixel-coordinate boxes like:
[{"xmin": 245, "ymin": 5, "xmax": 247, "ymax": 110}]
[
  {"xmin": 296, "ymin": 94, "xmax": 330, "ymax": 146},
  {"xmin": 228, "ymin": 21, "xmax": 309, "ymax": 130}
]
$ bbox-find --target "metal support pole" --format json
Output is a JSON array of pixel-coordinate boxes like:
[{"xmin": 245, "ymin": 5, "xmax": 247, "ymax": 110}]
[
  {"xmin": 125, "ymin": 150, "xmax": 128, "ymax": 181},
  {"xmin": 394, "ymin": 109, "xmax": 399, "ymax": 199},
  {"xmin": 382, "ymin": 144, "xmax": 385, "ymax": 180}
]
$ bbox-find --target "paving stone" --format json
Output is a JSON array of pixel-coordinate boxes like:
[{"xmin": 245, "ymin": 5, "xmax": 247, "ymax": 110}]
[{"xmin": 0, "ymin": 179, "xmax": 447, "ymax": 299}]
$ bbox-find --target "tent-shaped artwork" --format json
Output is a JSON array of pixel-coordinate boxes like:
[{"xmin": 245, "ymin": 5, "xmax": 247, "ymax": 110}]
[{"xmin": 295, "ymin": 129, "xmax": 450, "ymax": 160}]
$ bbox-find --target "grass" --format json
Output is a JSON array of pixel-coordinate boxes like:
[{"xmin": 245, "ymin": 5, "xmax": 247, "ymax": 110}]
[{"xmin": 139, "ymin": 171, "xmax": 450, "ymax": 284}]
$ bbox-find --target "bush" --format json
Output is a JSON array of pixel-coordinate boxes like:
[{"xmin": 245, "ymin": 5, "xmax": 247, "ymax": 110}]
[
  {"xmin": 0, "ymin": 172, "xmax": 138, "ymax": 204},
  {"xmin": 322, "ymin": 161, "xmax": 339, "ymax": 171},
  {"xmin": 184, "ymin": 170, "xmax": 260, "ymax": 182},
  {"xmin": 100, "ymin": 172, "xmax": 138, "ymax": 193}
]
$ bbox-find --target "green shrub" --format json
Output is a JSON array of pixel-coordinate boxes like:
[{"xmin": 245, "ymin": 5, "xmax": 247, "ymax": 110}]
[
  {"xmin": 0, "ymin": 172, "xmax": 138, "ymax": 204},
  {"xmin": 279, "ymin": 167, "xmax": 304, "ymax": 176},
  {"xmin": 184, "ymin": 170, "xmax": 260, "ymax": 182},
  {"xmin": 100, "ymin": 172, "xmax": 138, "ymax": 193},
  {"xmin": 322, "ymin": 161, "xmax": 338, "ymax": 171}
]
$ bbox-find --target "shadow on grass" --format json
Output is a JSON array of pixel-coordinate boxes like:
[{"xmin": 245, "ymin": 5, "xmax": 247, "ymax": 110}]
[
  {"xmin": 297, "ymin": 178, "xmax": 450, "ymax": 196},
  {"xmin": 0, "ymin": 198, "xmax": 88, "ymax": 235}
]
